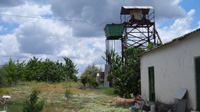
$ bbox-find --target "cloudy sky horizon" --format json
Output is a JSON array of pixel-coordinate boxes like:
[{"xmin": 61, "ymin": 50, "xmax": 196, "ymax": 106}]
[{"xmin": 0, "ymin": 0, "xmax": 199, "ymax": 76}]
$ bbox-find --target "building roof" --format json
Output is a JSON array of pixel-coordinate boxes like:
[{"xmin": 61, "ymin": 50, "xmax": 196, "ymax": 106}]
[
  {"xmin": 140, "ymin": 28, "xmax": 200, "ymax": 56},
  {"xmin": 120, "ymin": 6, "xmax": 154, "ymax": 15}
]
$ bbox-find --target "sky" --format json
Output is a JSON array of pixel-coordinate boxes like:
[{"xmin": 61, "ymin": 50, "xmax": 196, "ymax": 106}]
[{"xmin": 0, "ymin": 0, "xmax": 199, "ymax": 76}]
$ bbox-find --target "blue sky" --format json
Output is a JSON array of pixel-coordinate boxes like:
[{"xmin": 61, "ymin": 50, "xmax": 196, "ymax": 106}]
[
  {"xmin": 0, "ymin": 0, "xmax": 199, "ymax": 75},
  {"xmin": 180, "ymin": 0, "xmax": 200, "ymax": 29}
]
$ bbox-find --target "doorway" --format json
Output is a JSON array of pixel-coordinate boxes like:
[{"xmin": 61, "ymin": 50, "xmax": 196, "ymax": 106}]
[
  {"xmin": 149, "ymin": 66, "xmax": 155, "ymax": 101},
  {"xmin": 195, "ymin": 57, "xmax": 200, "ymax": 109}
]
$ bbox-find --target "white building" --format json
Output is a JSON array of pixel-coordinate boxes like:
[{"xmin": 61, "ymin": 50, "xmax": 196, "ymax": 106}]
[{"xmin": 140, "ymin": 28, "xmax": 200, "ymax": 110}]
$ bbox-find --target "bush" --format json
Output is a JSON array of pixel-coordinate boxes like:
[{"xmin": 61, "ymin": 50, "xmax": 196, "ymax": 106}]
[
  {"xmin": 23, "ymin": 89, "xmax": 44, "ymax": 112},
  {"xmin": 98, "ymin": 85, "xmax": 116, "ymax": 96},
  {"xmin": 89, "ymin": 77, "xmax": 99, "ymax": 88},
  {"xmin": 65, "ymin": 89, "xmax": 72, "ymax": 98},
  {"xmin": 91, "ymin": 81, "xmax": 99, "ymax": 88},
  {"xmin": 80, "ymin": 74, "xmax": 99, "ymax": 89},
  {"xmin": 80, "ymin": 74, "xmax": 89, "ymax": 89}
]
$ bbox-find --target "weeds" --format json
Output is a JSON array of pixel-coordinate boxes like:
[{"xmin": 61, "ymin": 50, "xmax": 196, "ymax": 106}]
[
  {"xmin": 98, "ymin": 85, "xmax": 116, "ymax": 96},
  {"xmin": 1, "ymin": 82, "xmax": 131, "ymax": 112},
  {"xmin": 0, "ymin": 88, "xmax": 10, "ymax": 94}
]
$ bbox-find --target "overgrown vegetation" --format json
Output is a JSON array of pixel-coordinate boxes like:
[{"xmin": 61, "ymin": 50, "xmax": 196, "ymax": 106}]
[
  {"xmin": 0, "ymin": 81, "xmax": 131, "ymax": 112},
  {"xmin": 98, "ymin": 85, "xmax": 116, "ymax": 96},
  {"xmin": 80, "ymin": 74, "xmax": 99, "ymax": 89},
  {"xmin": 103, "ymin": 43, "xmax": 160, "ymax": 98},
  {"xmin": 0, "ymin": 56, "xmax": 78, "ymax": 87},
  {"xmin": 80, "ymin": 64, "xmax": 101, "ymax": 89}
]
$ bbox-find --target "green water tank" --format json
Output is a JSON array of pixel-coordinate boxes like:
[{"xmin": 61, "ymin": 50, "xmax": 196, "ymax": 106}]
[{"xmin": 104, "ymin": 24, "xmax": 124, "ymax": 40}]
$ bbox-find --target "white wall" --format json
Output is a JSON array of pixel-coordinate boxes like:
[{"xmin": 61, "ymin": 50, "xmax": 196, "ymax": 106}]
[{"xmin": 141, "ymin": 31, "xmax": 200, "ymax": 110}]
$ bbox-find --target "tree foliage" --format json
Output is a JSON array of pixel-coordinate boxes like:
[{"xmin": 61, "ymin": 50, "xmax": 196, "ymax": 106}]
[
  {"xmin": 0, "ymin": 56, "xmax": 78, "ymax": 86},
  {"xmin": 103, "ymin": 43, "xmax": 161, "ymax": 98},
  {"xmin": 115, "ymin": 48, "xmax": 144, "ymax": 98},
  {"xmin": 102, "ymin": 50, "xmax": 122, "ymax": 73},
  {"xmin": 82, "ymin": 64, "xmax": 102, "ymax": 78},
  {"xmin": 80, "ymin": 74, "xmax": 99, "ymax": 89},
  {"xmin": 80, "ymin": 74, "xmax": 89, "ymax": 89},
  {"xmin": 103, "ymin": 48, "xmax": 144, "ymax": 98},
  {"xmin": 63, "ymin": 57, "xmax": 78, "ymax": 82}
]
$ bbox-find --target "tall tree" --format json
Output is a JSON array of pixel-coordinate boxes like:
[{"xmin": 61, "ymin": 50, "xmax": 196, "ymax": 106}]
[
  {"xmin": 82, "ymin": 64, "xmax": 102, "ymax": 78},
  {"xmin": 63, "ymin": 57, "xmax": 78, "ymax": 81},
  {"xmin": 103, "ymin": 48, "xmax": 144, "ymax": 98}
]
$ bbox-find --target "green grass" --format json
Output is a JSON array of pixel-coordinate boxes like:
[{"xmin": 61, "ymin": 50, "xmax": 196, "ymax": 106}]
[
  {"xmin": 0, "ymin": 88, "xmax": 10, "ymax": 94},
  {"xmin": 0, "ymin": 81, "xmax": 131, "ymax": 112},
  {"xmin": 98, "ymin": 85, "xmax": 116, "ymax": 96}
]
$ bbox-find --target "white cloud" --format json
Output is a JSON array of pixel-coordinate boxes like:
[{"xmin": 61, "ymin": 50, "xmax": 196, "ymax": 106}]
[
  {"xmin": 0, "ymin": 34, "xmax": 19, "ymax": 55},
  {"xmin": 0, "ymin": 2, "xmax": 52, "ymax": 24},
  {"xmin": 49, "ymin": 0, "xmax": 186, "ymax": 37},
  {"xmin": 0, "ymin": 0, "xmax": 199, "ymax": 76},
  {"xmin": 15, "ymin": 19, "xmax": 72, "ymax": 55},
  {"xmin": 172, "ymin": 0, "xmax": 182, "ymax": 5},
  {"xmin": 0, "ymin": 18, "xmax": 105, "ymax": 75},
  {"xmin": 158, "ymin": 9, "xmax": 195, "ymax": 43}
]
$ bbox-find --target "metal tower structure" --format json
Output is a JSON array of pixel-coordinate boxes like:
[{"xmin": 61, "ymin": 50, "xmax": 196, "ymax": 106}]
[
  {"xmin": 104, "ymin": 6, "xmax": 163, "ymax": 63},
  {"xmin": 120, "ymin": 6, "xmax": 162, "ymax": 61},
  {"xmin": 103, "ymin": 6, "xmax": 162, "ymax": 87}
]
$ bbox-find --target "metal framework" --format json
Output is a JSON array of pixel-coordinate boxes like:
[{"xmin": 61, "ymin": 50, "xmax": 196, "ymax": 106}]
[{"xmin": 120, "ymin": 6, "xmax": 162, "ymax": 62}]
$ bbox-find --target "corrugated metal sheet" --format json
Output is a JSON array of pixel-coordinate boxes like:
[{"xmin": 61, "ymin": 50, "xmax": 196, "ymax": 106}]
[
  {"xmin": 140, "ymin": 28, "xmax": 200, "ymax": 56},
  {"xmin": 123, "ymin": 6, "xmax": 154, "ymax": 9},
  {"xmin": 121, "ymin": 6, "xmax": 154, "ymax": 15}
]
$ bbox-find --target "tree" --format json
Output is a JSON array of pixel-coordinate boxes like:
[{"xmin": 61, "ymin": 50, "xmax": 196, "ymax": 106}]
[
  {"xmin": 23, "ymin": 89, "xmax": 44, "ymax": 112},
  {"xmin": 3, "ymin": 59, "xmax": 18, "ymax": 84},
  {"xmin": 103, "ymin": 48, "xmax": 144, "ymax": 98},
  {"xmin": 80, "ymin": 74, "xmax": 89, "ymax": 89},
  {"xmin": 24, "ymin": 56, "xmax": 42, "ymax": 81},
  {"xmin": 63, "ymin": 57, "xmax": 78, "ymax": 82},
  {"xmin": 16, "ymin": 60, "xmax": 26, "ymax": 81},
  {"xmin": 115, "ymin": 48, "xmax": 144, "ymax": 98},
  {"xmin": 147, "ymin": 42, "xmax": 161, "ymax": 50},
  {"xmin": 0, "ymin": 68, "xmax": 9, "ymax": 87},
  {"xmin": 102, "ymin": 50, "xmax": 122, "ymax": 87},
  {"xmin": 82, "ymin": 64, "xmax": 102, "ymax": 78},
  {"xmin": 102, "ymin": 50, "xmax": 122, "ymax": 73},
  {"xmin": 0, "ymin": 56, "xmax": 78, "ymax": 84}
]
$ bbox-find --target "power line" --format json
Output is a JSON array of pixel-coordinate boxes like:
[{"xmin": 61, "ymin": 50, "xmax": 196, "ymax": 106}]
[{"xmin": 0, "ymin": 13, "xmax": 113, "ymax": 27}]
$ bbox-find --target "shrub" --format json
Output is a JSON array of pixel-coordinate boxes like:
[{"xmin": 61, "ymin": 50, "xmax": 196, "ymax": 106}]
[
  {"xmin": 80, "ymin": 74, "xmax": 89, "ymax": 89},
  {"xmin": 91, "ymin": 81, "xmax": 99, "ymax": 88},
  {"xmin": 98, "ymin": 85, "xmax": 116, "ymax": 96},
  {"xmin": 23, "ymin": 89, "xmax": 44, "ymax": 112},
  {"xmin": 65, "ymin": 89, "xmax": 71, "ymax": 98},
  {"xmin": 89, "ymin": 77, "xmax": 99, "ymax": 88}
]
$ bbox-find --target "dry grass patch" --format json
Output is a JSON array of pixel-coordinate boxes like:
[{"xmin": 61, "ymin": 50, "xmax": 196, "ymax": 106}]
[
  {"xmin": 112, "ymin": 96, "xmax": 135, "ymax": 107},
  {"xmin": 39, "ymin": 86, "xmax": 65, "ymax": 94}
]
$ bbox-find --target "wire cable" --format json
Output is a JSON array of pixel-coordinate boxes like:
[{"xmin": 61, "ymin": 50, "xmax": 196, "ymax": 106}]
[{"xmin": 0, "ymin": 13, "xmax": 114, "ymax": 27}]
